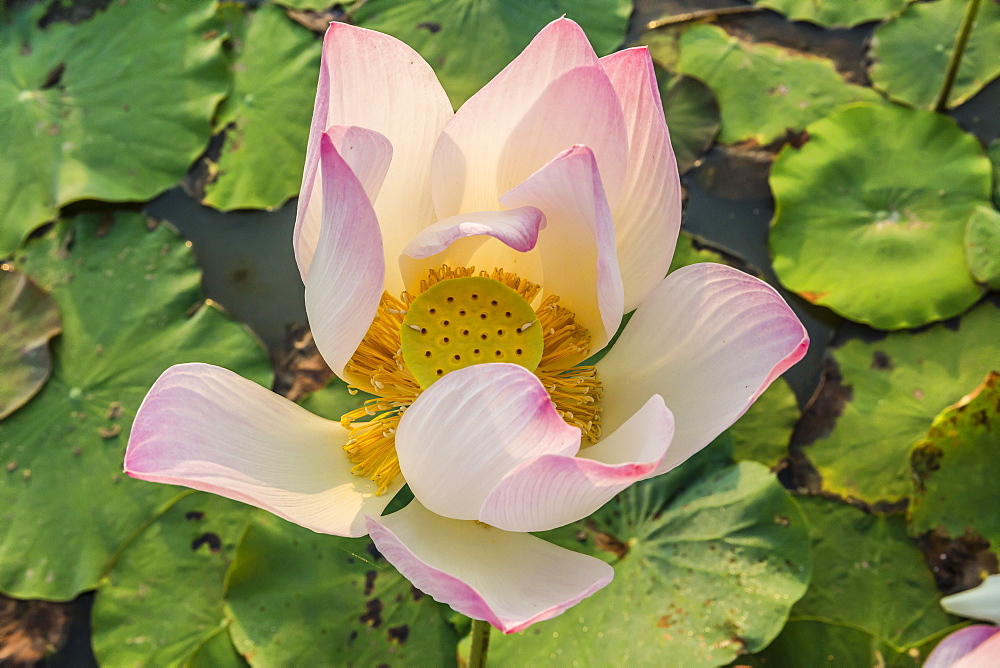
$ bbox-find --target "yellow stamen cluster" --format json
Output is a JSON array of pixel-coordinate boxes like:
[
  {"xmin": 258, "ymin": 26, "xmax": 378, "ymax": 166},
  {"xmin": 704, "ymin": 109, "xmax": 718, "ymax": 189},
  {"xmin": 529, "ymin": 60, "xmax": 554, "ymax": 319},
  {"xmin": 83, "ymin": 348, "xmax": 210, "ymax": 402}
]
[{"xmin": 340, "ymin": 265, "xmax": 602, "ymax": 494}]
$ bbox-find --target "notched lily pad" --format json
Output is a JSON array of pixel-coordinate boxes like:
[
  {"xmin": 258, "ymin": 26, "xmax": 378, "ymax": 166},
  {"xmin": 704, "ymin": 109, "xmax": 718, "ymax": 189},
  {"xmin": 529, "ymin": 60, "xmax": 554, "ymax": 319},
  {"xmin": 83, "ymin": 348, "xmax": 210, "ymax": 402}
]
[
  {"xmin": 909, "ymin": 372, "xmax": 1000, "ymax": 557},
  {"xmin": 488, "ymin": 461, "xmax": 811, "ymax": 666},
  {"xmin": 752, "ymin": 0, "xmax": 911, "ymax": 28},
  {"xmin": 0, "ymin": 212, "xmax": 270, "ymax": 600},
  {"xmin": 0, "ymin": 267, "xmax": 61, "ymax": 419},
  {"xmin": 352, "ymin": 0, "xmax": 632, "ymax": 107},
  {"xmin": 225, "ymin": 513, "xmax": 459, "ymax": 665},
  {"xmin": 770, "ymin": 103, "xmax": 991, "ymax": 329},
  {"xmin": 658, "ymin": 72, "xmax": 720, "ymax": 173},
  {"xmin": 869, "ymin": 0, "xmax": 1000, "ymax": 109},
  {"xmin": 805, "ymin": 301, "xmax": 1000, "ymax": 504},
  {"xmin": 673, "ymin": 24, "xmax": 878, "ymax": 145},
  {"xmin": 729, "ymin": 377, "xmax": 799, "ymax": 468},
  {"xmin": 0, "ymin": 0, "xmax": 229, "ymax": 255},
  {"xmin": 965, "ymin": 205, "xmax": 1000, "ymax": 289}
]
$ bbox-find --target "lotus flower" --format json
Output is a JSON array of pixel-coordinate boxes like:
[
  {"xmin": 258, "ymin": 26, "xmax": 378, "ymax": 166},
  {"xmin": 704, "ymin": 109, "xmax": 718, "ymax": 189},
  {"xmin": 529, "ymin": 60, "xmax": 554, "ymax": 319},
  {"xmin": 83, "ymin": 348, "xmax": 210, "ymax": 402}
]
[
  {"xmin": 925, "ymin": 576, "xmax": 1000, "ymax": 667},
  {"xmin": 124, "ymin": 18, "xmax": 808, "ymax": 633}
]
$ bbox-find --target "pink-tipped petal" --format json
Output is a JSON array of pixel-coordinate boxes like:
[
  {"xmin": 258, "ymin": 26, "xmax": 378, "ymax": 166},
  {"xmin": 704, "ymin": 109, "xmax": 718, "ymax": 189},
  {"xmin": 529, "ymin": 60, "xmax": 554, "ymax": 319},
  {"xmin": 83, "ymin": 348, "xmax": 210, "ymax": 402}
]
[
  {"xmin": 943, "ymin": 576, "xmax": 1000, "ymax": 625},
  {"xmin": 431, "ymin": 17, "xmax": 627, "ymax": 218},
  {"xmin": 125, "ymin": 364, "xmax": 401, "ymax": 538},
  {"xmin": 394, "ymin": 363, "xmax": 580, "ymax": 521},
  {"xmin": 926, "ymin": 626, "xmax": 1000, "ymax": 668},
  {"xmin": 955, "ymin": 630, "xmax": 1000, "ymax": 668},
  {"xmin": 501, "ymin": 145, "xmax": 625, "ymax": 358},
  {"xmin": 480, "ymin": 395, "xmax": 675, "ymax": 532},
  {"xmin": 304, "ymin": 133, "xmax": 385, "ymax": 383},
  {"xmin": 598, "ymin": 264, "xmax": 809, "ymax": 474},
  {"xmin": 600, "ymin": 48, "xmax": 682, "ymax": 311},
  {"xmin": 398, "ymin": 207, "xmax": 544, "ymax": 290},
  {"xmin": 365, "ymin": 501, "xmax": 613, "ymax": 633},
  {"xmin": 297, "ymin": 23, "xmax": 453, "ymax": 295},
  {"xmin": 295, "ymin": 126, "xmax": 392, "ymax": 280}
]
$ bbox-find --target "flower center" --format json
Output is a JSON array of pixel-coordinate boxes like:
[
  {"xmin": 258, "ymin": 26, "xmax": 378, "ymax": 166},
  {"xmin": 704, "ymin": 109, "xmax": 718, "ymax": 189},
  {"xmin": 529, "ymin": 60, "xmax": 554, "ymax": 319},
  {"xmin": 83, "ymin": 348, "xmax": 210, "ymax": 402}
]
[{"xmin": 399, "ymin": 276, "xmax": 545, "ymax": 388}]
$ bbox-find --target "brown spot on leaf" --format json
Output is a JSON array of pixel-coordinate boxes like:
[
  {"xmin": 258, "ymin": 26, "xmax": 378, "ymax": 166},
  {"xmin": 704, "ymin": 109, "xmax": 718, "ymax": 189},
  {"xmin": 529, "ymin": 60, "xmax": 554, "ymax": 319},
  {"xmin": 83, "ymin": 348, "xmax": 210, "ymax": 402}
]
[
  {"xmin": 363, "ymin": 570, "xmax": 377, "ymax": 596},
  {"xmin": 191, "ymin": 532, "xmax": 222, "ymax": 553},
  {"xmin": 871, "ymin": 350, "xmax": 892, "ymax": 370},
  {"xmin": 185, "ymin": 511, "xmax": 205, "ymax": 521},
  {"xmin": 417, "ymin": 22, "xmax": 441, "ymax": 33},
  {"xmin": 104, "ymin": 401, "xmax": 123, "ymax": 419},
  {"xmin": 799, "ymin": 290, "xmax": 829, "ymax": 304},
  {"xmin": 97, "ymin": 424, "xmax": 121, "ymax": 440},
  {"xmin": 410, "ymin": 585, "xmax": 424, "ymax": 602},
  {"xmin": 387, "ymin": 624, "xmax": 410, "ymax": 644},
  {"xmin": 360, "ymin": 598, "xmax": 383, "ymax": 628}
]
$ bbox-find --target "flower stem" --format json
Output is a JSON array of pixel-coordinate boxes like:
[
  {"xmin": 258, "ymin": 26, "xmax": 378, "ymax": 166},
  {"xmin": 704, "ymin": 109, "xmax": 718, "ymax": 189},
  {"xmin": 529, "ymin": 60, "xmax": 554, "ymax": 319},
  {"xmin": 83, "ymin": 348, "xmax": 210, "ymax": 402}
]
[
  {"xmin": 934, "ymin": 0, "xmax": 984, "ymax": 112},
  {"xmin": 468, "ymin": 619, "xmax": 492, "ymax": 668}
]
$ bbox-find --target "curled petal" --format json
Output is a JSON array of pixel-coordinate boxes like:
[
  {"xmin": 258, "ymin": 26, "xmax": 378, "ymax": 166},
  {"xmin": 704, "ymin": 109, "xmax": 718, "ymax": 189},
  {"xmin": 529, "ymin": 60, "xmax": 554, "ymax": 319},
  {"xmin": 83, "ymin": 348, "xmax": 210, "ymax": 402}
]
[
  {"xmin": 942, "ymin": 575, "xmax": 1000, "ymax": 625},
  {"xmin": 299, "ymin": 22, "xmax": 453, "ymax": 295},
  {"xmin": 125, "ymin": 364, "xmax": 400, "ymax": 538},
  {"xmin": 480, "ymin": 395, "xmax": 675, "ymax": 532},
  {"xmin": 501, "ymin": 145, "xmax": 625, "ymax": 358},
  {"xmin": 432, "ymin": 17, "xmax": 627, "ymax": 218},
  {"xmin": 926, "ymin": 626, "xmax": 1000, "ymax": 668},
  {"xmin": 366, "ymin": 501, "xmax": 613, "ymax": 634},
  {"xmin": 394, "ymin": 364, "xmax": 580, "ymax": 521},
  {"xmin": 600, "ymin": 47, "xmax": 682, "ymax": 311},
  {"xmin": 304, "ymin": 133, "xmax": 385, "ymax": 382},
  {"xmin": 598, "ymin": 264, "xmax": 809, "ymax": 474}
]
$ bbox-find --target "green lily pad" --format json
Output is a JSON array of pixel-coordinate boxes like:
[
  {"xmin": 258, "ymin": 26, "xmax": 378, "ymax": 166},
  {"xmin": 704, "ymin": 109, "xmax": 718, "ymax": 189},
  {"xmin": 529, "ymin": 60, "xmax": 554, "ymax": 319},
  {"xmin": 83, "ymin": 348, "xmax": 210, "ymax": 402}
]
[
  {"xmin": 0, "ymin": 267, "xmax": 61, "ymax": 420},
  {"xmin": 743, "ymin": 619, "xmax": 932, "ymax": 667},
  {"xmin": 729, "ymin": 378, "xmax": 799, "ymax": 468},
  {"xmin": 869, "ymin": 0, "xmax": 1000, "ymax": 109},
  {"xmin": 202, "ymin": 4, "xmax": 321, "ymax": 212},
  {"xmin": 0, "ymin": 213, "xmax": 270, "ymax": 600},
  {"xmin": 751, "ymin": 0, "xmax": 911, "ymax": 28},
  {"xmin": 673, "ymin": 24, "xmax": 878, "ymax": 145},
  {"xmin": 909, "ymin": 372, "xmax": 1000, "ymax": 555},
  {"xmin": 0, "ymin": 0, "xmax": 229, "ymax": 255},
  {"xmin": 658, "ymin": 73, "xmax": 720, "ymax": 173},
  {"xmin": 487, "ymin": 462, "xmax": 811, "ymax": 666},
  {"xmin": 91, "ymin": 492, "xmax": 252, "ymax": 666},
  {"xmin": 786, "ymin": 496, "xmax": 959, "ymax": 652},
  {"xmin": 352, "ymin": 0, "xmax": 632, "ymax": 107},
  {"xmin": 225, "ymin": 513, "xmax": 460, "ymax": 665},
  {"xmin": 770, "ymin": 103, "xmax": 991, "ymax": 329},
  {"xmin": 965, "ymin": 205, "xmax": 1000, "ymax": 288},
  {"xmin": 187, "ymin": 626, "xmax": 248, "ymax": 668},
  {"xmin": 806, "ymin": 301, "xmax": 1000, "ymax": 504}
]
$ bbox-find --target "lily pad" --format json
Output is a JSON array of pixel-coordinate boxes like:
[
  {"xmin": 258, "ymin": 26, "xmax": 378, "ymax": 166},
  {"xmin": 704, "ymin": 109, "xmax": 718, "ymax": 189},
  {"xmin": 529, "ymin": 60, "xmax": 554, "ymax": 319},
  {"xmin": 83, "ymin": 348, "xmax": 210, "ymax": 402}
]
[
  {"xmin": 0, "ymin": 267, "xmax": 61, "ymax": 420},
  {"xmin": 744, "ymin": 620, "xmax": 931, "ymax": 667},
  {"xmin": 0, "ymin": 0, "xmax": 229, "ymax": 255},
  {"xmin": 487, "ymin": 461, "xmax": 811, "ymax": 666},
  {"xmin": 202, "ymin": 4, "xmax": 321, "ymax": 212},
  {"xmin": 673, "ymin": 24, "xmax": 878, "ymax": 145},
  {"xmin": 0, "ymin": 213, "xmax": 270, "ymax": 600},
  {"xmin": 752, "ymin": 0, "xmax": 911, "ymax": 28},
  {"xmin": 658, "ymin": 73, "xmax": 720, "ymax": 173},
  {"xmin": 729, "ymin": 378, "xmax": 799, "ymax": 468},
  {"xmin": 806, "ymin": 301, "xmax": 1000, "ymax": 504},
  {"xmin": 909, "ymin": 372, "xmax": 1000, "ymax": 555},
  {"xmin": 91, "ymin": 492, "xmax": 251, "ymax": 666},
  {"xmin": 225, "ymin": 513, "xmax": 460, "ymax": 665},
  {"xmin": 869, "ymin": 0, "xmax": 1000, "ymax": 109},
  {"xmin": 352, "ymin": 0, "xmax": 632, "ymax": 107},
  {"xmin": 965, "ymin": 205, "xmax": 1000, "ymax": 289},
  {"xmin": 770, "ymin": 103, "xmax": 991, "ymax": 329}
]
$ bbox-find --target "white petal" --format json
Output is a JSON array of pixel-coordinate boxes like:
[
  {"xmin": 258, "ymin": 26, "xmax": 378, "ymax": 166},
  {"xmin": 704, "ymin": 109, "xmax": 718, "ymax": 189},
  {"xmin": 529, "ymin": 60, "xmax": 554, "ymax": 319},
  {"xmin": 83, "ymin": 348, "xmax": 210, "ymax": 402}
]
[
  {"xmin": 501, "ymin": 145, "xmax": 625, "ymax": 358},
  {"xmin": 943, "ymin": 575, "xmax": 1000, "ymax": 625},
  {"xmin": 480, "ymin": 395, "xmax": 674, "ymax": 532},
  {"xmin": 125, "ymin": 364, "xmax": 401, "ymax": 537},
  {"xmin": 600, "ymin": 48, "xmax": 682, "ymax": 311},
  {"xmin": 304, "ymin": 133, "xmax": 385, "ymax": 382},
  {"xmin": 431, "ymin": 17, "xmax": 627, "ymax": 218},
  {"xmin": 598, "ymin": 264, "xmax": 809, "ymax": 474},
  {"xmin": 394, "ymin": 363, "xmax": 580, "ymax": 520},
  {"xmin": 366, "ymin": 501, "xmax": 613, "ymax": 633}
]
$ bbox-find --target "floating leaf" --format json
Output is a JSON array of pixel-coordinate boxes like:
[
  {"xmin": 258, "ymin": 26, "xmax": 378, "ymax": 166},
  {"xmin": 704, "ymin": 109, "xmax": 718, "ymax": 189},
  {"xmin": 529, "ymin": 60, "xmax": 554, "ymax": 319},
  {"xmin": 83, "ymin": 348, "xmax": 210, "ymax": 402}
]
[
  {"xmin": 487, "ymin": 462, "xmax": 811, "ymax": 666},
  {"xmin": 225, "ymin": 513, "xmax": 459, "ymax": 665},
  {"xmin": 729, "ymin": 378, "xmax": 799, "ymax": 467},
  {"xmin": 658, "ymin": 73, "xmax": 720, "ymax": 172},
  {"xmin": 751, "ymin": 0, "xmax": 911, "ymax": 28},
  {"xmin": 91, "ymin": 493, "xmax": 251, "ymax": 666},
  {"xmin": 965, "ymin": 205, "xmax": 1000, "ymax": 288},
  {"xmin": 673, "ymin": 24, "xmax": 878, "ymax": 144},
  {"xmin": 869, "ymin": 0, "xmax": 1000, "ymax": 109},
  {"xmin": 0, "ymin": 213, "xmax": 270, "ymax": 599},
  {"xmin": 744, "ymin": 619, "xmax": 930, "ymax": 667},
  {"xmin": 909, "ymin": 372, "xmax": 1000, "ymax": 555},
  {"xmin": 770, "ymin": 103, "xmax": 990, "ymax": 329},
  {"xmin": 0, "ymin": 0, "xmax": 229, "ymax": 255},
  {"xmin": 202, "ymin": 4, "xmax": 321, "ymax": 211},
  {"xmin": 806, "ymin": 301, "xmax": 1000, "ymax": 504},
  {"xmin": 0, "ymin": 267, "xmax": 60, "ymax": 419},
  {"xmin": 352, "ymin": 0, "xmax": 632, "ymax": 107}
]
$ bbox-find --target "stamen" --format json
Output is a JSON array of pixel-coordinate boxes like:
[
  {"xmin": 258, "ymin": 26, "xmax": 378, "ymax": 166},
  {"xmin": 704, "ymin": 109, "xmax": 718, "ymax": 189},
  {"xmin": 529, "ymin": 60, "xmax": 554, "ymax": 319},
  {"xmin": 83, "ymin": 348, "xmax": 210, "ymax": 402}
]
[{"xmin": 536, "ymin": 366, "xmax": 602, "ymax": 442}]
